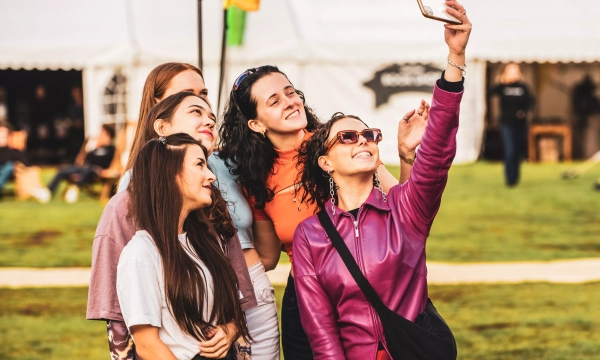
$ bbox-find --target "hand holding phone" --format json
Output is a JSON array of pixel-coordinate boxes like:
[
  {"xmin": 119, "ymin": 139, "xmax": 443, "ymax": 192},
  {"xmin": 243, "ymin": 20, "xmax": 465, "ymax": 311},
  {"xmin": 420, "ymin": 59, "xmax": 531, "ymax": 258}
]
[{"xmin": 416, "ymin": 0, "xmax": 462, "ymax": 25}]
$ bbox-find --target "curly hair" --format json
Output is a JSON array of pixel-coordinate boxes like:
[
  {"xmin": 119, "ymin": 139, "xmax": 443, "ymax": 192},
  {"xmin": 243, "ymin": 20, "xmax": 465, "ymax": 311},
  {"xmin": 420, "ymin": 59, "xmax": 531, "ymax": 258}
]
[
  {"xmin": 297, "ymin": 112, "xmax": 372, "ymax": 212},
  {"xmin": 218, "ymin": 65, "xmax": 320, "ymax": 209}
]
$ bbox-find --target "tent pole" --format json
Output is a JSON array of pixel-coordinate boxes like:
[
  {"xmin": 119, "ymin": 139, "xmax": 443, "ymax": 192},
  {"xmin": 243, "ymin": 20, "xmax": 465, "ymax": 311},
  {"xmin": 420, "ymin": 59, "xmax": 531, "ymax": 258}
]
[
  {"xmin": 217, "ymin": 8, "xmax": 228, "ymax": 116},
  {"xmin": 197, "ymin": 0, "xmax": 203, "ymax": 71}
]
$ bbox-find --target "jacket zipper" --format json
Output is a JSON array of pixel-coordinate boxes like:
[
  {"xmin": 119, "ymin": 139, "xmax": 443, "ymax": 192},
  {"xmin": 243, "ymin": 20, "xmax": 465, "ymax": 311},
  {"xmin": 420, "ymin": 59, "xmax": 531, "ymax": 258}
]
[
  {"xmin": 351, "ymin": 208, "xmax": 385, "ymax": 353},
  {"xmin": 354, "ymin": 206, "xmax": 385, "ymax": 352}
]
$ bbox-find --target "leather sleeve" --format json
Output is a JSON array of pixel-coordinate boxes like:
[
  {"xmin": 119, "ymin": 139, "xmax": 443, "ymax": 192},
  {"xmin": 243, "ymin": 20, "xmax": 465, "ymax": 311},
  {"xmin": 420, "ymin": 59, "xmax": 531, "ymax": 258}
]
[
  {"xmin": 226, "ymin": 233, "xmax": 258, "ymax": 311},
  {"xmin": 392, "ymin": 83, "xmax": 463, "ymax": 240},
  {"xmin": 293, "ymin": 224, "xmax": 346, "ymax": 359}
]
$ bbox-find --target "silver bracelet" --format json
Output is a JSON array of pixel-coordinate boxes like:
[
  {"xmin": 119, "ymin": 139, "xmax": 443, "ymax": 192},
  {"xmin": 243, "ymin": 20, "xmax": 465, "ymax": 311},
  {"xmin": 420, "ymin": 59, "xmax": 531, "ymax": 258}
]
[{"xmin": 446, "ymin": 56, "xmax": 467, "ymax": 76}]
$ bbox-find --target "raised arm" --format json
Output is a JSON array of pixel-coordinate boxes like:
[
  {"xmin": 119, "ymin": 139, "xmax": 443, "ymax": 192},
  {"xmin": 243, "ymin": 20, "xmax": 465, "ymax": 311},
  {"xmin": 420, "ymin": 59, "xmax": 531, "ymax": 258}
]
[
  {"xmin": 395, "ymin": 0, "xmax": 471, "ymax": 237},
  {"xmin": 377, "ymin": 100, "xmax": 430, "ymax": 188},
  {"xmin": 293, "ymin": 224, "xmax": 345, "ymax": 359}
]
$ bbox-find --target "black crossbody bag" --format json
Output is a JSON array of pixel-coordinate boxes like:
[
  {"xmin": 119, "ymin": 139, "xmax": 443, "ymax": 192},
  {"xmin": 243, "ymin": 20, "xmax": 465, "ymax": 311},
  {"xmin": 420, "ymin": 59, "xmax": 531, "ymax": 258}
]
[{"xmin": 317, "ymin": 211, "xmax": 457, "ymax": 360}]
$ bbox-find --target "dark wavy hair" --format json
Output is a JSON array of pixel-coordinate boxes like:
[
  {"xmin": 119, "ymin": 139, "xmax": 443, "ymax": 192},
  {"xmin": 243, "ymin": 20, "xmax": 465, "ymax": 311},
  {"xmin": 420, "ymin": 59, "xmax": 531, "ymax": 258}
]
[
  {"xmin": 218, "ymin": 65, "xmax": 320, "ymax": 209},
  {"xmin": 128, "ymin": 134, "xmax": 249, "ymax": 342},
  {"xmin": 297, "ymin": 112, "xmax": 373, "ymax": 212}
]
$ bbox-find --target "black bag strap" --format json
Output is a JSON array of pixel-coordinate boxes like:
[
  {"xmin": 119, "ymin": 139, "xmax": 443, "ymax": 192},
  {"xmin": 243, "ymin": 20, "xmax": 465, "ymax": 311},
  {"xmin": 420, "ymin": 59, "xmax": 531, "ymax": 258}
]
[{"xmin": 317, "ymin": 210, "xmax": 387, "ymax": 315}]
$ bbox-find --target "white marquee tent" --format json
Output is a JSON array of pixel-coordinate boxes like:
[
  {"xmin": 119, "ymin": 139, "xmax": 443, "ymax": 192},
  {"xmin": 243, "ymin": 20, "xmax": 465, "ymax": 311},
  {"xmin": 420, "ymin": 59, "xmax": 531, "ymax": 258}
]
[{"xmin": 1, "ymin": 0, "xmax": 599, "ymax": 164}]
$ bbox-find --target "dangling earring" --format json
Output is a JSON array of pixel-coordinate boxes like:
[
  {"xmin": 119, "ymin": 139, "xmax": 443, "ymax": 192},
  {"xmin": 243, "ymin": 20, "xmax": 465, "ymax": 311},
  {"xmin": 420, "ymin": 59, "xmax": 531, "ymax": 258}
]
[
  {"xmin": 261, "ymin": 129, "xmax": 266, "ymax": 138},
  {"xmin": 374, "ymin": 171, "xmax": 387, "ymax": 202},
  {"xmin": 328, "ymin": 171, "xmax": 336, "ymax": 216}
]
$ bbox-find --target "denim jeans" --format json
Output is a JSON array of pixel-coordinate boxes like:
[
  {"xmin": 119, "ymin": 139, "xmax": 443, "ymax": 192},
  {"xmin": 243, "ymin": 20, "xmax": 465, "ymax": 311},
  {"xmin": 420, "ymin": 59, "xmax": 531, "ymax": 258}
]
[
  {"xmin": 47, "ymin": 165, "xmax": 96, "ymax": 194},
  {"xmin": 500, "ymin": 122, "xmax": 527, "ymax": 186},
  {"xmin": 281, "ymin": 274, "xmax": 313, "ymax": 360},
  {"xmin": 244, "ymin": 261, "xmax": 280, "ymax": 359},
  {"xmin": 0, "ymin": 162, "xmax": 14, "ymax": 190}
]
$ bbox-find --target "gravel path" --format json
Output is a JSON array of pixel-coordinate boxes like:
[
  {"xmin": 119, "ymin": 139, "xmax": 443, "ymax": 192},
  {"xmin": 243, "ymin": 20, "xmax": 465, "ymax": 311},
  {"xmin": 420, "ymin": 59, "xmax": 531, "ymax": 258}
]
[{"xmin": 1, "ymin": 258, "xmax": 599, "ymax": 288}]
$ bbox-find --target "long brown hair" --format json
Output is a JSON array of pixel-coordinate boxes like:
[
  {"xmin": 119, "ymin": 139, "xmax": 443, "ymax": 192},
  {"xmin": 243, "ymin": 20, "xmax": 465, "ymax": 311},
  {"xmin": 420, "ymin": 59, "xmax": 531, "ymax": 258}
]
[
  {"xmin": 128, "ymin": 133, "xmax": 250, "ymax": 342},
  {"xmin": 125, "ymin": 62, "xmax": 206, "ymax": 173},
  {"xmin": 128, "ymin": 91, "xmax": 236, "ymax": 247}
]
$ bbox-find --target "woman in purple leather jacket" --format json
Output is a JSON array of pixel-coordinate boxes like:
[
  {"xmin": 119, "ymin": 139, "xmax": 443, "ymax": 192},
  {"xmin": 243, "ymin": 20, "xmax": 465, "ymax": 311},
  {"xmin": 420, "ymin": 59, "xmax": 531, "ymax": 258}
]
[{"xmin": 292, "ymin": 3, "xmax": 471, "ymax": 358}]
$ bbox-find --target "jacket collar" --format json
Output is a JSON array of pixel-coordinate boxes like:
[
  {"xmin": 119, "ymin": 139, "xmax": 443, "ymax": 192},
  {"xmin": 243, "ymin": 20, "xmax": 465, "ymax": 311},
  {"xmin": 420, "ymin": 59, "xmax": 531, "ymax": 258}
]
[{"xmin": 326, "ymin": 186, "xmax": 391, "ymax": 223}]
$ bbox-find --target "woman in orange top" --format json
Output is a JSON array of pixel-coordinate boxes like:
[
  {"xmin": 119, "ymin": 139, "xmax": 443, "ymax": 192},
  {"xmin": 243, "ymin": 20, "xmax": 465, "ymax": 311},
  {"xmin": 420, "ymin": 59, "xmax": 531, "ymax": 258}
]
[{"xmin": 218, "ymin": 66, "xmax": 426, "ymax": 359}]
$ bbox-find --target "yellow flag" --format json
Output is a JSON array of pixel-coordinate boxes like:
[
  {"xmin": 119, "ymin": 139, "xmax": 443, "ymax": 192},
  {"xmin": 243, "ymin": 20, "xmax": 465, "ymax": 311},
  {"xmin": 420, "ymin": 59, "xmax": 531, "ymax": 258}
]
[{"xmin": 223, "ymin": 0, "xmax": 260, "ymax": 12}]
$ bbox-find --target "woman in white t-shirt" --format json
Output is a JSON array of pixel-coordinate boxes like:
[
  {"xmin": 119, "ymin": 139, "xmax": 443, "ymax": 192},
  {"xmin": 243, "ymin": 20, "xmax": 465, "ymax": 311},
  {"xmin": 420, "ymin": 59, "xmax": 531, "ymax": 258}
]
[{"xmin": 117, "ymin": 128, "xmax": 250, "ymax": 359}]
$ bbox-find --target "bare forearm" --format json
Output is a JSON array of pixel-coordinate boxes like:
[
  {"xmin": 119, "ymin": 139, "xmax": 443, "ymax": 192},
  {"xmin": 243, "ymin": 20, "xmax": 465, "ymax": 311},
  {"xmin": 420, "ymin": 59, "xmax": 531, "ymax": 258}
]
[
  {"xmin": 399, "ymin": 159, "xmax": 413, "ymax": 184},
  {"xmin": 252, "ymin": 220, "xmax": 281, "ymax": 271},
  {"xmin": 130, "ymin": 325, "xmax": 177, "ymax": 360},
  {"xmin": 376, "ymin": 164, "xmax": 399, "ymax": 193},
  {"xmin": 445, "ymin": 53, "xmax": 466, "ymax": 82},
  {"xmin": 135, "ymin": 341, "xmax": 177, "ymax": 360}
]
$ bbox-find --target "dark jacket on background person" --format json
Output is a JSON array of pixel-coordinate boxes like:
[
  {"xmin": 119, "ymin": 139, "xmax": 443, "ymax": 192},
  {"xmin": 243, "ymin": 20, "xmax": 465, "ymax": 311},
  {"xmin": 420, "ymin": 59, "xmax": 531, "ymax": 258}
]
[
  {"xmin": 489, "ymin": 82, "xmax": 533, "ymax": 125},
  {"xmin": 84, "ymin": 145, "xmax": 116, "ymax": 169},
  {"xmin": 0, "ymin": 146, "xmax": 28, "ymax": 166}
]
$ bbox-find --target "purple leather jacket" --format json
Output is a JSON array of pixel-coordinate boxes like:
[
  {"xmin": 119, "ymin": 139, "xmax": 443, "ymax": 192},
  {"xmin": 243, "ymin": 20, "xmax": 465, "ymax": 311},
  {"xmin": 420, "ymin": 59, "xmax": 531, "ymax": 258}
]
[{"xmin": 292, "ymin": 85, "xmax": 463, "ymax": 360}]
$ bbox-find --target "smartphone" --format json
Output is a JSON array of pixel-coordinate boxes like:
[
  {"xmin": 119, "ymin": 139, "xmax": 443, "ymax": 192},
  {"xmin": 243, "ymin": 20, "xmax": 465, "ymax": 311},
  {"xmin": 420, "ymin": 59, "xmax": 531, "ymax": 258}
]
[{"xmin": 416, "ymin": 0, "xmax": 462, "ymax": 25}]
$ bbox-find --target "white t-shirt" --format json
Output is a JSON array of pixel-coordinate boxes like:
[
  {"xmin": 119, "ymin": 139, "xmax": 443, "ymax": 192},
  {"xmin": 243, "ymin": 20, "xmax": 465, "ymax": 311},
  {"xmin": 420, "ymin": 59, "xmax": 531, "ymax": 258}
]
[
  {"xmin": 118, "ymin": 154, "xmax": 255, "ymax": 250},
  {"xmin": 117, "ymin": 230, "xmax": 214, "ymax": 360}
]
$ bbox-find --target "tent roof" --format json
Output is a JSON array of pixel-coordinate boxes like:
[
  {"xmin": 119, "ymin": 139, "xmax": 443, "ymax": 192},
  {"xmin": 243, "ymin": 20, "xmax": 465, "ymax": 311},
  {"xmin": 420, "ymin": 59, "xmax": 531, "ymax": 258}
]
[{"xmin": 1, "ymin": 0, "xmax": 599, "ymax": 70}]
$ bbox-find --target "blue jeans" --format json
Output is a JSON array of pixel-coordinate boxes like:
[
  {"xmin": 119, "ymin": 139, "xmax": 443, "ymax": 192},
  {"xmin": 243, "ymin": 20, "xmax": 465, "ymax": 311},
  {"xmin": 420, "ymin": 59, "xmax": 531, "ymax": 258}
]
[
  {"xmin": 0, "ymin": 162, "xmax": 14, "ymax": 190},
  {"xmin": 47, "ymin": 165, "xmax": 97, "ymax": 195},
  {"xmin": 500, "ymin": 122, "xmax": 527, "ymax": 186}
]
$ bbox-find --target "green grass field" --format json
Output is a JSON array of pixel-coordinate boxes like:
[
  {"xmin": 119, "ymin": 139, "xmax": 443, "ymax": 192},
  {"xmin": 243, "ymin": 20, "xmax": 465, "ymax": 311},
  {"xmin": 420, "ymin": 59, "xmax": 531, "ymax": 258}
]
[
  {"xmin": 1, "ymin": 283, "xmax": 599, "ymax": 359},
  {"xmin": 0, "ymin": 162, "xmax": 599, "ymax": 267}
]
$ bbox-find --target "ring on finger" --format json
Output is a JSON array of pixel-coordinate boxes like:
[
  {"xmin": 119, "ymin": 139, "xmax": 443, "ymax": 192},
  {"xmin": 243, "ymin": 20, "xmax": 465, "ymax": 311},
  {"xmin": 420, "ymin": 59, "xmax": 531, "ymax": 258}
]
[
  {"xmin": 417, "ymin": 112, "xmax": 423, "ymax": 116},
  {"xmin": 402, "ymin": 117, "xmax": 409, "ymax": 122},
  {"xmin": 462, "ymin": 9, "xmax": 467, "ymax": 15}
]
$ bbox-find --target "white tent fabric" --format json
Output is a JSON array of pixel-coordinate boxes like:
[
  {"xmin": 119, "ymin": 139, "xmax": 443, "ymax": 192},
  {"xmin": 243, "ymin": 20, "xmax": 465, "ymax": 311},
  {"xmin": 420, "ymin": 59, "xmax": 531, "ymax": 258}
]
[
  {"xmin": 0, "ymin": 0, "xmax": 133, "ymax": 70},
  {"xmin": 1, "ymin": 0, "xmax": 599, "ymax": 162},
  {"xmin": 2, "ymin": 0, "xmax": 599, "ymax": 69}
]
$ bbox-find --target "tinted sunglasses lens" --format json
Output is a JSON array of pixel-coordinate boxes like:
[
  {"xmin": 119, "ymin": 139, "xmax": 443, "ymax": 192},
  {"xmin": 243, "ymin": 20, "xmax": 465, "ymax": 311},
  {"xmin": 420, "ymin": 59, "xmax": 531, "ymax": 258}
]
[
  {"xmin": 364, "ymin": 129, "xmax": 382, "ymax": 142},
  {"xmin": 339, "ymin": 131, "xmax": 358, "ymax": 144},
  {"xmin": 363, "ymin": 130, "xmax": 376, "ymax": 142}
]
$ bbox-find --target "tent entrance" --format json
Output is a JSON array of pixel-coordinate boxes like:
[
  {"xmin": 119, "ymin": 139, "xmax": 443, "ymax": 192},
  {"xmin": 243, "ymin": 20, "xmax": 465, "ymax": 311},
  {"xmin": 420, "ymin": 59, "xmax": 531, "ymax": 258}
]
[
  {"xmin": 482, "ymin": 62, "xmax": 600, "ymax": 162},
  {"xmin": 0, "ymin": 69, "xmax": 84, "ymax": 164}
]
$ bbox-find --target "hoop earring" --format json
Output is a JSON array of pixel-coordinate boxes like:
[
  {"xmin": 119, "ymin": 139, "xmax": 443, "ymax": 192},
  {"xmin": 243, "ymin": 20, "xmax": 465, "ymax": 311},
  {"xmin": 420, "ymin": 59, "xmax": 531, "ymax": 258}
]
[
  {"xmin": 328, "ymin": 171, "xmax": 336, "ymax": 216},
  {"xmin": 374, "ymin": 171, "xmax": 387, "ymax": 202}
]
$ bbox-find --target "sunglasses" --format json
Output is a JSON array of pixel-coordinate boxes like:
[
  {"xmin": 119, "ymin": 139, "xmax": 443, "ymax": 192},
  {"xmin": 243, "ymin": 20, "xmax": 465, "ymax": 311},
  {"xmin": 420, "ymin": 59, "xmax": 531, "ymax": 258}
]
[
  {"xmin": 326, "ymin": 128, "xmax": 383, "ymax": 151},
  {"xmin": 232, "ymin": 65, "xmax": 277, "ymax": 91}
]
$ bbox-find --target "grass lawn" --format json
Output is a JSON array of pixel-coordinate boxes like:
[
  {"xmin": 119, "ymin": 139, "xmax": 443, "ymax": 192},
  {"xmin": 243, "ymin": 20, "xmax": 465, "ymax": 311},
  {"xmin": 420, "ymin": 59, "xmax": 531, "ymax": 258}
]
[
  {"xmin": 1, "ymin": 162, "xmax": 599, "ymax": 267},
  {"xmin": 1, "ymin": 283, "xmax": 599, "ymax": 359},
  {"xmin": 390, "ymin": 161, "xmax": 600, "ymax": 262}
]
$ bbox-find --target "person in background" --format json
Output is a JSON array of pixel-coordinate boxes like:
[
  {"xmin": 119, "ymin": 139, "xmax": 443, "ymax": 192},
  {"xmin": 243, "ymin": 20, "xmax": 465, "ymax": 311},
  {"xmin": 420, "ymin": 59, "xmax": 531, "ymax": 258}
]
[
  {"xmin": 47, "ymin": 124, "xmax": 115, "ymax": 202},
  {"xmin": 28, "ymin": 84, "xmax": 53, "ymax": 158},
  {"xmin": 0, "ymin": 122, "xmax": 27, "ymax": 199},
  {"xmin": 489, "ymin": 63, "xmax": 534, "ymax": 187},
  {"xmin": 65, "ymin": 86, "xmax": 86, "ymax": 162},
  {"xmin": 0, "ymin": 121, "xmax": 50, "ymax": 202}
]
